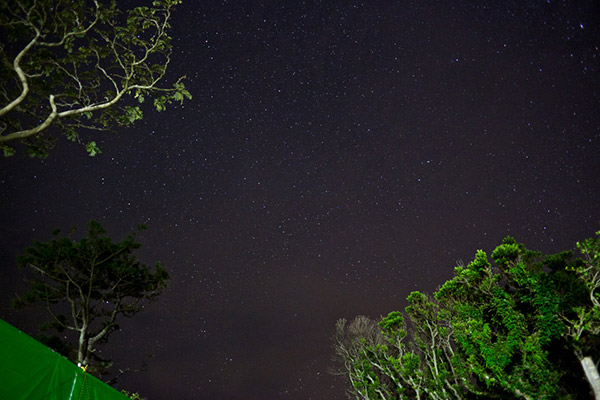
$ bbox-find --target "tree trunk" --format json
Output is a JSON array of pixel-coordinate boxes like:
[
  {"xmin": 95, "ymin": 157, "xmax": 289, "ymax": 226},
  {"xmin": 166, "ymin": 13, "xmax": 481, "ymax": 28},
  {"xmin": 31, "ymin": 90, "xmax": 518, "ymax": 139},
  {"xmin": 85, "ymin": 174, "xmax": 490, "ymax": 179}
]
[
  {"xmin": 77, "ymin": 322, "xmax": 89, "ymax": 366},
  {"xmin": 581, "ymin": 356, "xmax": 600, "ymax": 400}
]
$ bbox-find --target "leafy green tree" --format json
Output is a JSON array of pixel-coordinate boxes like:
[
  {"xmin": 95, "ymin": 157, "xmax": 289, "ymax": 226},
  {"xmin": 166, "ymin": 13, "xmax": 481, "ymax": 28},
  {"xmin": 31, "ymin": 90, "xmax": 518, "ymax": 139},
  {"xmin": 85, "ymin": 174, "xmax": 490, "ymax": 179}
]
[
  {"xmin": 435, "ymin": 239, "xmax": 584, "ymax": 399},
  {"xmin": 333, "ymin": 298, "xmax": 483, "ymax": 399},
  {"xmin": 334, "ymin": 235, "xmax": 600, "ymax": 399},
  {"xmin": 13, "ymin": 220, "xmax": 169, "ymax": 374},
  {"xmin": 0, "ymin": 0, "xmax": 191, "ymax": 158}
]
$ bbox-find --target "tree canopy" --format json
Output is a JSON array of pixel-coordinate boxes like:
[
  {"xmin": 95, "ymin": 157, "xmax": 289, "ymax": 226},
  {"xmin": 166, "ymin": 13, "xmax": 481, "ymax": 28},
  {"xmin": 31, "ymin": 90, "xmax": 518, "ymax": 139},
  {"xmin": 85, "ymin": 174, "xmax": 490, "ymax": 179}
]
[
  {"xmin": 0, "ymin": 0, "xmax": 191, "ymax": 158},
  {"xmin": 333, "ymin": 232, "xmax": 600, "ymax": 399},
  {"xmin": 14, "ymin": 220, "xmax": 169, "ymax": 375}
]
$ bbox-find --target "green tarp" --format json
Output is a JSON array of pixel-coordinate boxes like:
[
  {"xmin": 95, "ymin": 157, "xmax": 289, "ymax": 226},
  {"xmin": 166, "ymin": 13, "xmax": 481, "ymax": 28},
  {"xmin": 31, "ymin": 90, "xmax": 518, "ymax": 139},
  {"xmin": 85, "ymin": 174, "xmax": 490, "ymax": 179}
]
[{"xmin": 0, "ymin": 318, "xmax": 129, "ymax": 400}]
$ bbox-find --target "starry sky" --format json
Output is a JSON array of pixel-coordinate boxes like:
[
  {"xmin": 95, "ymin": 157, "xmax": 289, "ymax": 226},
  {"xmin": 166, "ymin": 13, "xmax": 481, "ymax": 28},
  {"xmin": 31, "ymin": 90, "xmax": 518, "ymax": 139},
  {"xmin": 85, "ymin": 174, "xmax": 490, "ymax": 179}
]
[{"xmin": 1, "ymin": 1, "xmax": 599, "ymax": 399}]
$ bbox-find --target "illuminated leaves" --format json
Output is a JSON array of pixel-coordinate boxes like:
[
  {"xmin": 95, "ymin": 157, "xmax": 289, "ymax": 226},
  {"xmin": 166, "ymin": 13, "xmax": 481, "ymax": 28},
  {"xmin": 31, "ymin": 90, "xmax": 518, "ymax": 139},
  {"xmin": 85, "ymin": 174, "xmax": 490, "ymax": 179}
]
[{"xmin": 336, "ymin": 233, "xmax": 600, "ymax": 399}]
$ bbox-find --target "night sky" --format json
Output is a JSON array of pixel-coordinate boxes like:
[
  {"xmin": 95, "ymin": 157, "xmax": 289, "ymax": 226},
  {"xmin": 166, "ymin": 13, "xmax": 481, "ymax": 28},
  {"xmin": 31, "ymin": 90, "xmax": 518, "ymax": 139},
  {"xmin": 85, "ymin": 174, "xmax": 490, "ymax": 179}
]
[{"xmin": 1, "ymin": 1, "xmax": 600, "ymax": 399}]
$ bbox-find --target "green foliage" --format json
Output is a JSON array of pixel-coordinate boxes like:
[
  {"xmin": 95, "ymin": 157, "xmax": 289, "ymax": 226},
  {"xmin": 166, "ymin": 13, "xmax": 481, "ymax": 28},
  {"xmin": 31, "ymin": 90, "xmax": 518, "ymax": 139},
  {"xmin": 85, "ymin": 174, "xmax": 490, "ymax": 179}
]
[
  {"xmin": 121, "ymin": 390, "xmax": 147, "ymax": 400},
  {"xmin": 14, "ymin": 220, "xmax": 169, "ymax": 373},
  {"xmin": 0, "ymin": 0, "xmax": 190, "ymax": 157},
  {"xmin": 154, "ymin": 81, "xmax": 192, "ymax": 112},
  {"xmin": 85, "ymin": 141, "xmax": 101, "ymax": 156},
  {"xmin": 1, "ymin": 144, "xmax": 16, "ymax": 157},
  {"xmin": 335, "ymin": 296, "xmax": 473, "ymax": 399},
  {"xmin": 335, "ymin": 233, "xmax": 600, "ymax": 399}
]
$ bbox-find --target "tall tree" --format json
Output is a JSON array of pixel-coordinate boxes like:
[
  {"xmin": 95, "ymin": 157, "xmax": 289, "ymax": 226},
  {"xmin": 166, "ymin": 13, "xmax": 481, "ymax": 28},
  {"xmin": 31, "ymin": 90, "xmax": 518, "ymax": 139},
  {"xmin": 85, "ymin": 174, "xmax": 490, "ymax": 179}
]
[
  {"xmin": 0, "ymin": 0, "xmax": 191, "ymax": 158},
  {"xmin": 14, "ymin": 220, "xmax": 169, "ymax": 373},
  {"xmin": 334, "ymin": 234, "xmax": 600, "ymax": 399}
]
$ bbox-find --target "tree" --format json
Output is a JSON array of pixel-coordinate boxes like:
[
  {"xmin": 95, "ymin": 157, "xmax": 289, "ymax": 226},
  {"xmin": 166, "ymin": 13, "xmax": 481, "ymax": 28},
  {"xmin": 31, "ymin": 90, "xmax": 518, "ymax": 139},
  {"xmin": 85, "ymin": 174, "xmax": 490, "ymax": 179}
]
[
  {"xmin": 332, "ymin": 315, "xmax": 391, "ymax": 399},
  {"xmin": 0, "ymin": 0, "xmax": 191, "ymax": 158},
  {"xmin": 435, "ymin": 239, "xmax": 584, "ymax": 399},
  {"xmin": 565, "ymin": 231, "xmax": 600, "ymax": 399},
  {"xmin": 13, "ymin": 220, "xmax": 169, "ymax": 374},
  {"xmin": 333, "ymin": 234, "xmax": 600, "ymax": 399},
  {"xmin": 333, "ymin": 304, "xmax": 472, "ymax": 400}
]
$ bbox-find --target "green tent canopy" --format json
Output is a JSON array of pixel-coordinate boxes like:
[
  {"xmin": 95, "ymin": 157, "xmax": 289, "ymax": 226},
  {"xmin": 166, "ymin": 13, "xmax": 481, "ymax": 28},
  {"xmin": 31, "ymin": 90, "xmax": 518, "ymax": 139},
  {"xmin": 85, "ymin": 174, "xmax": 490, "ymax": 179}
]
[{"xmin": 0, "ymin": 318, "xmax": 129, "ymax": 400}]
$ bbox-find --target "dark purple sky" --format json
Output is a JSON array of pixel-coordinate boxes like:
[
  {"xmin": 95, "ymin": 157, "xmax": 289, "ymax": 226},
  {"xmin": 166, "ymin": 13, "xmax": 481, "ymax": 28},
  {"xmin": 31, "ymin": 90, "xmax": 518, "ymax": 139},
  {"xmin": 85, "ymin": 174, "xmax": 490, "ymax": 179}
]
[{"xmin": 1, "ymin": 1, "xmax": 599, "ymax": 399}]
